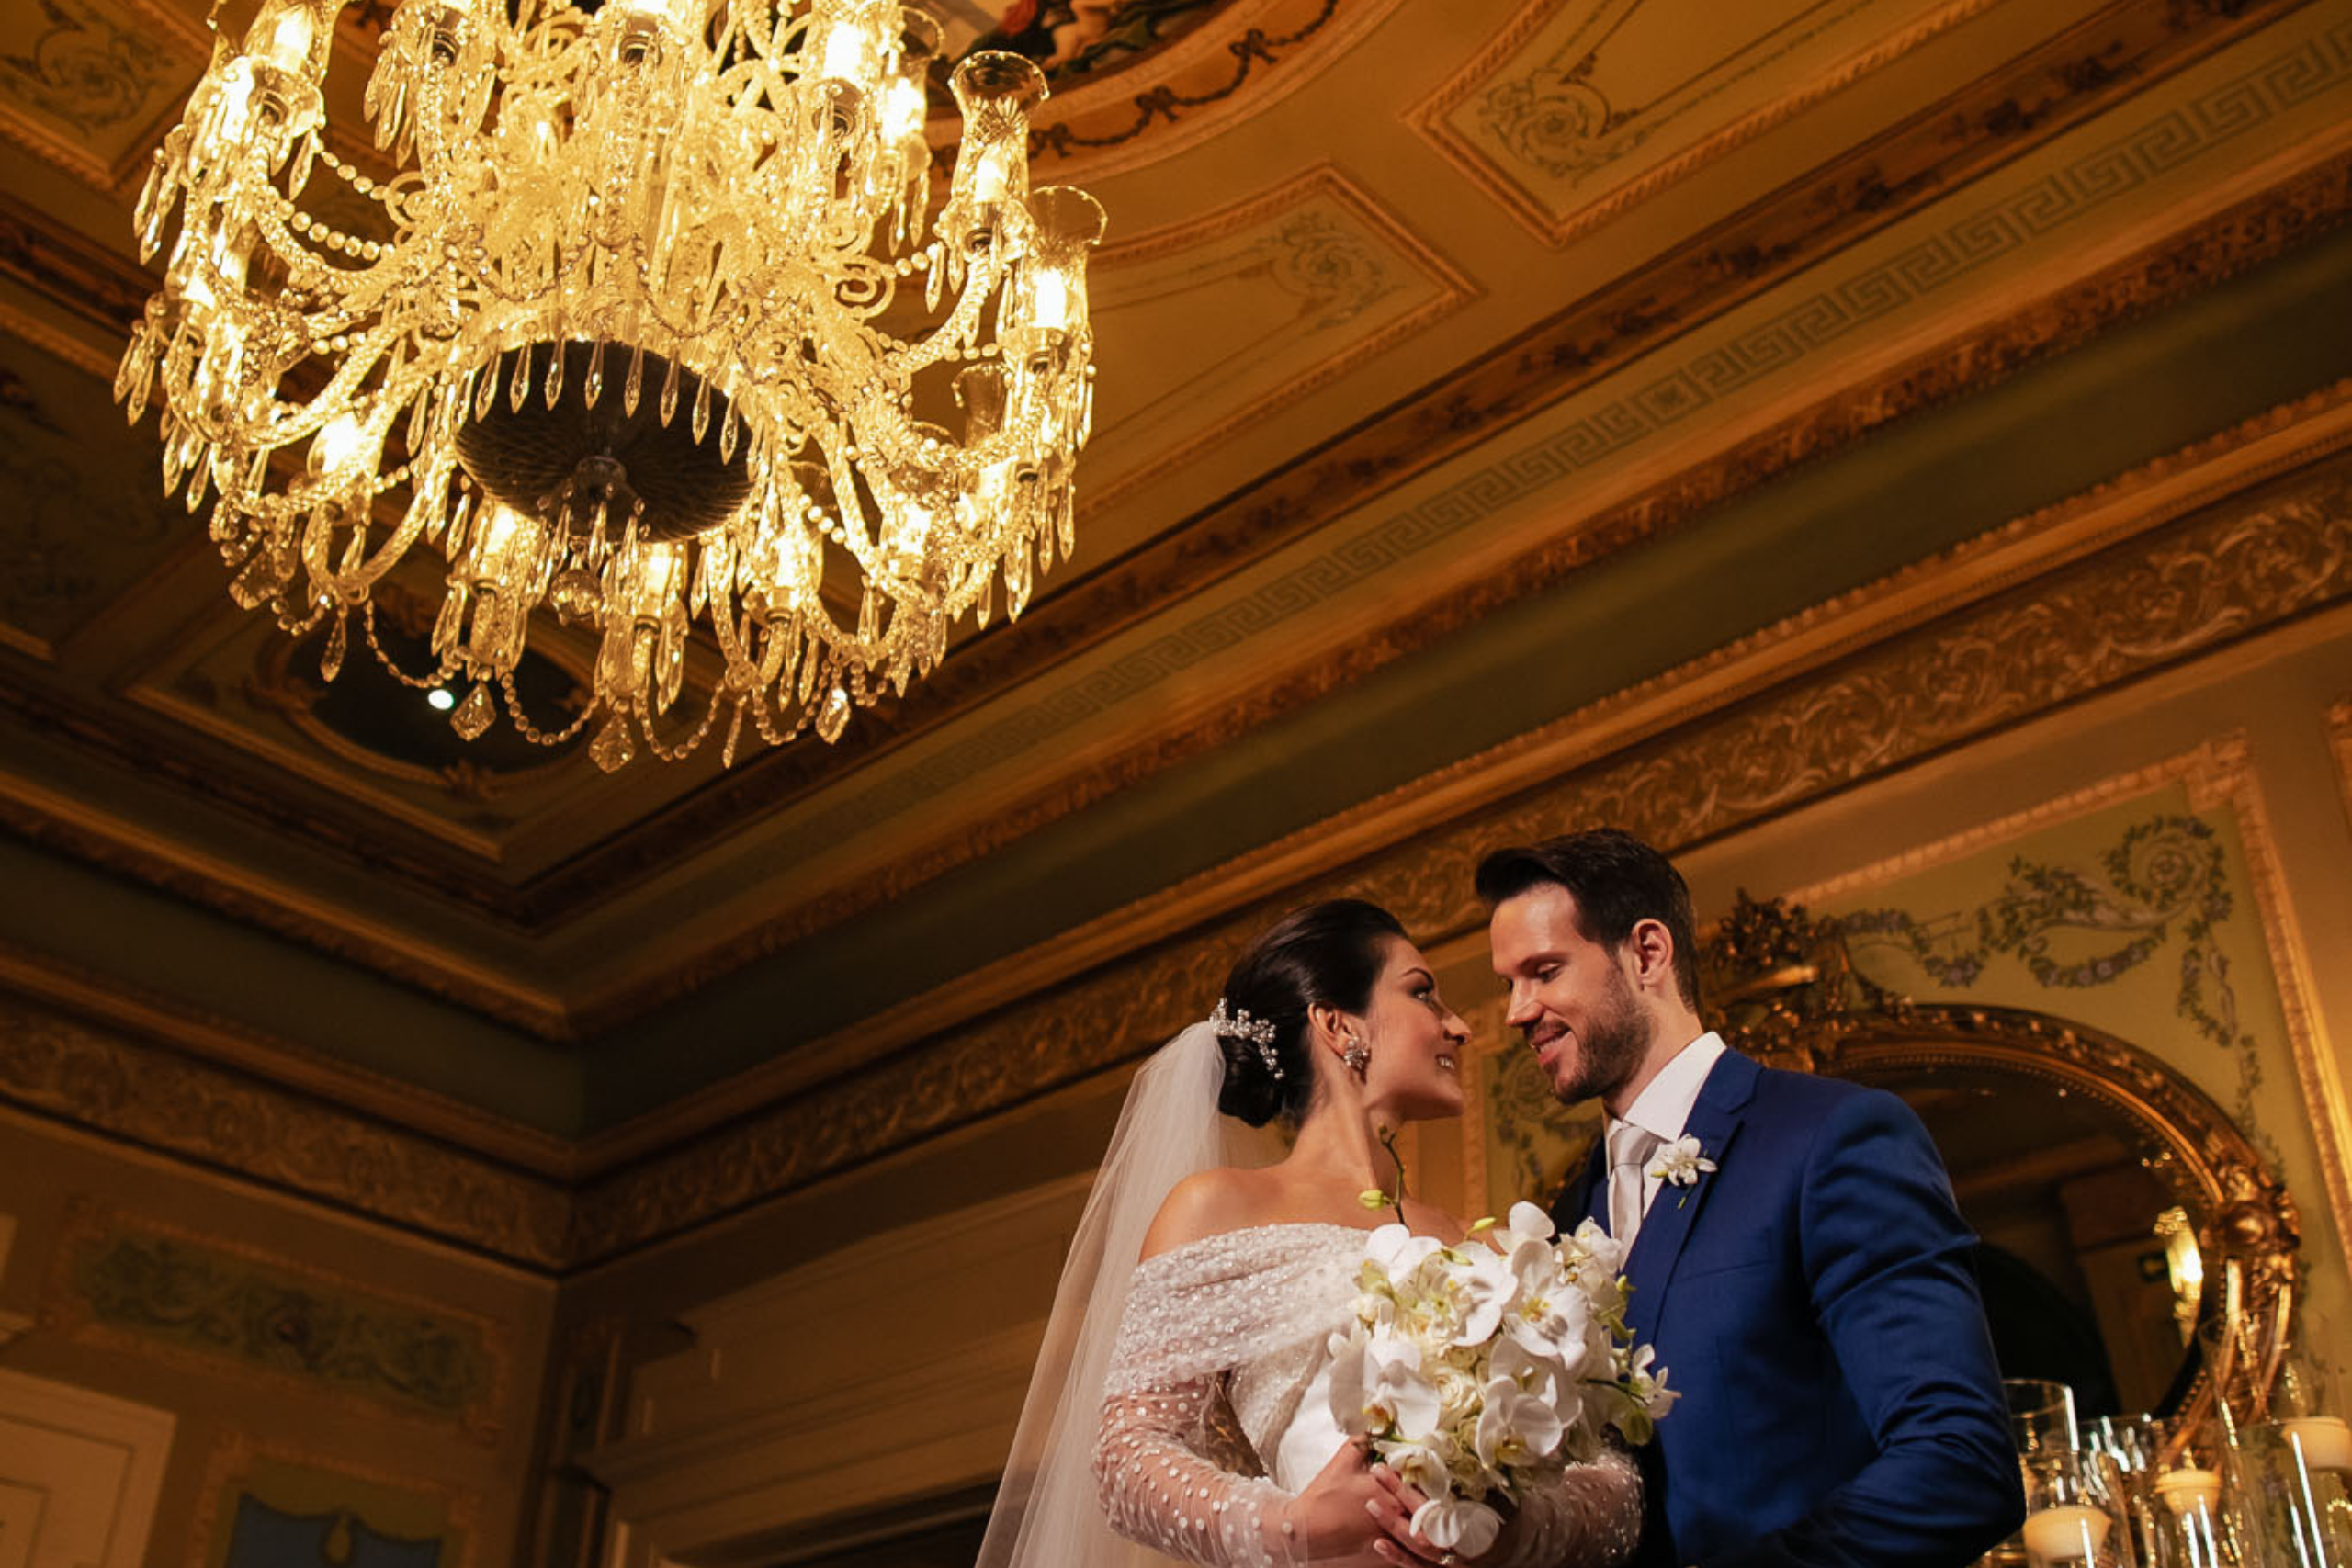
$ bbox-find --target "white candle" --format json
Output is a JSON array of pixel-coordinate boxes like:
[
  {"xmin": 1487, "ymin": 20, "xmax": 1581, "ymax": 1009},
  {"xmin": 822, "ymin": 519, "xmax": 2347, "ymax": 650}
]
[
  {"xmin": 2154, "ymin": 1467, "xmax": 2222, "ymax": 1517},
  {"xmin": 2022, "ymin": 1504, "xmax": 2111, "ymax": 1563},
  {"xmin": 2282, "ymin": 1416, "xmax": 2352, "ymax": 1474}
]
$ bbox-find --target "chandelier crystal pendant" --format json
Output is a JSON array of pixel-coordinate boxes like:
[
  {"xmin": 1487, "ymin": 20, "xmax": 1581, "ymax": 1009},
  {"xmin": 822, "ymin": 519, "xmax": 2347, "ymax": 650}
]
[{"xmin": 119, "ymin": 0, "xmax": 1104, "ymax": 770}]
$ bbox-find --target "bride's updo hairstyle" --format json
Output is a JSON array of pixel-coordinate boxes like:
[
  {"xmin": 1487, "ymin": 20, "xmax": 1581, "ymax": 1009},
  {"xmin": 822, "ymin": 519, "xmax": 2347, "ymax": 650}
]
[{"xmin": 1214, "ymin": 898, "xmax": 1406, "ymax": 1127}]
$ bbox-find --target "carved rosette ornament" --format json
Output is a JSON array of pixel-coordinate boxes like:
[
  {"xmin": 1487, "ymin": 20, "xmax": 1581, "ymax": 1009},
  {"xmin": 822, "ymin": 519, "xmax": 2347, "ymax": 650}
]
[{"xmin": 1700, "ymin": 894, "xmax": 2302, "ymax": 1421}]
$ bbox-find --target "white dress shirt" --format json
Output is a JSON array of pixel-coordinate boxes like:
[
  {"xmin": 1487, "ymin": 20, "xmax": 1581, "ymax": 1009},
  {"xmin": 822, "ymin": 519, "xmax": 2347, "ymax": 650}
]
[{"xmin": 1606, "ymin": 1030, "xmax": 1727, "ymax": 1230}]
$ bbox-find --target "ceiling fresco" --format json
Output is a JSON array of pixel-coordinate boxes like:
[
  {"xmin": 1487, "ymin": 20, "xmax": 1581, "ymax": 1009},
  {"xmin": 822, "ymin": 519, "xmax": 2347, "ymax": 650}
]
[{"xmin": 0, "ymin": 0, "xmax": 2346, "ymax": 1155}]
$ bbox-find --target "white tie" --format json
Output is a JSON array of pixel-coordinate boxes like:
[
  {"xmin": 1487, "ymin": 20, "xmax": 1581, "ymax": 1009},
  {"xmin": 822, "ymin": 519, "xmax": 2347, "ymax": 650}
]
[{"xmin": 1608, "ymin": 1122, "xmax": 1661, "ymax": 1252}]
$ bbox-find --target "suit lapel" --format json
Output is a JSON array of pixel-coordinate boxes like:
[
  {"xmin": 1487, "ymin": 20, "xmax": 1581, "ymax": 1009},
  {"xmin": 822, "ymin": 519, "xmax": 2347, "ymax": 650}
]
[{"xmin": 1623, "ymin": 1051, "xmax": 1758, "ymax": 1340}]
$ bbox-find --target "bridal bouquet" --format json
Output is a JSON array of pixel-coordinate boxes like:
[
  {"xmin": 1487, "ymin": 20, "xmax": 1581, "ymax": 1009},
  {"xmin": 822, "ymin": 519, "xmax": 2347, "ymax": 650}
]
[{"xmin": 1327, "ymin": 1202, "xmax": 1676, "ymax": 1558}]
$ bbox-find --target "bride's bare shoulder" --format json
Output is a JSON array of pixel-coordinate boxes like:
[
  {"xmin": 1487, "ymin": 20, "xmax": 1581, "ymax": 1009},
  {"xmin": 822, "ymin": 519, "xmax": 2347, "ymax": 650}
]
[{"xmin": 1138, "ymin": 1167, "xmax": 1282, "ymax": 1261}]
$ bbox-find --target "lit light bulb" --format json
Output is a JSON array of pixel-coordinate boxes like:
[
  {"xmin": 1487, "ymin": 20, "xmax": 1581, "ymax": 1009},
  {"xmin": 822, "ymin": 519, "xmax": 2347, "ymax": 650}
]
[{"xmin": 427, "ymin": 688, "xmax": 457, "ymax": 711}]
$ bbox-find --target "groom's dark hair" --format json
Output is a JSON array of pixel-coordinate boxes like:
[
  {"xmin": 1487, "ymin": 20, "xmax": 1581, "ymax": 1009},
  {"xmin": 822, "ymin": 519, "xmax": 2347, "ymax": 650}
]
[{"xmin": 1475, "ymin": 829, "xmax": 1702, "ymax": 1009}]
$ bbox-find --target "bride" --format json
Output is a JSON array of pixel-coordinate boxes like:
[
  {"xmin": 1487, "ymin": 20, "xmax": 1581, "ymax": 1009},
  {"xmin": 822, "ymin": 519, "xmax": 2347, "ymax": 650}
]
[{"xmin": 978, "ymin": 899, "xmax": 1642, "ymax": 1568}]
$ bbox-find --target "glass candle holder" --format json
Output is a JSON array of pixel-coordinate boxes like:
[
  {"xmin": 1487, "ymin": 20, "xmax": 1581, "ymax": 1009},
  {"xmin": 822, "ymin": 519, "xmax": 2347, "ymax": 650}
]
[
  {"xmin": 2232, "ymin": 1420, "xmax": 2352, "ymax": 1568},
  {"xmin": 2023, "ymin": 1449, "xmax": 2139, "ymax": 1568},
  {"xmin": 2009, "ymin": 1379, "xmax": 2084, "ymax": 1459}
]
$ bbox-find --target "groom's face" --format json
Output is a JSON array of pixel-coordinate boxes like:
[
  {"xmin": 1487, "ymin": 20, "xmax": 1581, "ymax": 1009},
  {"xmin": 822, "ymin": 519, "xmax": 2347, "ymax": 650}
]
[{"xmin": 1489, "ymin": 886, "xmax": 1647, "ymax": 1106}]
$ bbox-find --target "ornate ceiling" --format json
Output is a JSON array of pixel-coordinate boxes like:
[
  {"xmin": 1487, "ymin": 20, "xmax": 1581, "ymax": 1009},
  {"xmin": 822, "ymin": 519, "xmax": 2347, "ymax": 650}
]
[{"xmin": 2, "ymin": 0, "xmax": 2347, "ymax": 1206}]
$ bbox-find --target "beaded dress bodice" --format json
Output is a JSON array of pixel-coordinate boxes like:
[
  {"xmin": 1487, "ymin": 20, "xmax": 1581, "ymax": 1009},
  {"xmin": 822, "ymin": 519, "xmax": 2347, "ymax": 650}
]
[{"xmin": 1091, "ymin": 1223, "xmax": 1642, "ymax": 1568}]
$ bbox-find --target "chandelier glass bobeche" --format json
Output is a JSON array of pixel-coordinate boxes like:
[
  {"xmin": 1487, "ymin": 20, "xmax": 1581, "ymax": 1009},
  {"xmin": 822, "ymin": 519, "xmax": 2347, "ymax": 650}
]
[{"xmin": 119, "ymin": 0, "xmax": 1103, "ymax": 769}]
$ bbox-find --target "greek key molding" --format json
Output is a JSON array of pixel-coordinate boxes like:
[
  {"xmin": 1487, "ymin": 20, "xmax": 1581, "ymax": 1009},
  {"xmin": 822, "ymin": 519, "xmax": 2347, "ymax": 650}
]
[
  {"xmin": 563, "ymin": 447, "xmax": 2352, "ymax": 1261},
  {"xmin": 0, "ymin": 993, "xmax": 571, "ymax": 1268}
]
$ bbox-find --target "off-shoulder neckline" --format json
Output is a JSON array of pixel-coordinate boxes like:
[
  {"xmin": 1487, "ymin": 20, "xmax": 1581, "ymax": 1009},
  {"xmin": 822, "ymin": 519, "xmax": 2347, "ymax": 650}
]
[{"xmin": 1136, "ymin": 1219, "xmax": 1415, "ymax": 1271}]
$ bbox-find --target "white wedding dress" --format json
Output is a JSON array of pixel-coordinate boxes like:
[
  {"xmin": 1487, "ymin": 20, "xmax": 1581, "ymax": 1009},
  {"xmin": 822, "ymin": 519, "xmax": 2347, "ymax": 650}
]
[{"xmin": 1093, "ymin": 1222, "xmax": 1642, "ymax": 1567}]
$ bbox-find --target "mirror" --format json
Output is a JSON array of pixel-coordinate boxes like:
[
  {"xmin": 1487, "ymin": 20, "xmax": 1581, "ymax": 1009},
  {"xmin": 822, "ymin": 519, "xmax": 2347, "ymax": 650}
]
[{"xmin": 1698, "ymin": 894, "xmax": 2301, "ymax": 1425}]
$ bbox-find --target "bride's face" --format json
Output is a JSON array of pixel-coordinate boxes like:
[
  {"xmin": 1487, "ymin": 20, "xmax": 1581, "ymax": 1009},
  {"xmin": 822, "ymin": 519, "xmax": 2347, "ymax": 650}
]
[{"xmin": 1355, "ymin": 936, "xmax": 1473, "ymax": 1121}]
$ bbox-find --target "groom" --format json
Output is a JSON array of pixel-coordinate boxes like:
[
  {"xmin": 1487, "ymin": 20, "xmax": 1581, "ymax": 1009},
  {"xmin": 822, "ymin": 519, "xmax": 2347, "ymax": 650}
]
[{"xmin": 1477, "ymin": 829, "xmax": 2022, "ymax": 1567}]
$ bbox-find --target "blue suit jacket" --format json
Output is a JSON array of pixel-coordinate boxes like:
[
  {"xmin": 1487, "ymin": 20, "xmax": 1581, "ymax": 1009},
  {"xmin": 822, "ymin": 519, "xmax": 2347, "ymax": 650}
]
[{"xmin": 1553, "ymin": 1050, "xmax": 2023, "ymax": 1567}]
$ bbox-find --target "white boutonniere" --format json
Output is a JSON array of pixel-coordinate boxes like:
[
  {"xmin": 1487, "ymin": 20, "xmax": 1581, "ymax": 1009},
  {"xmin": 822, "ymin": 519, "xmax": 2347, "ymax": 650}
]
[{"xmin": 1648, "ymin": 1135, "xmax": 1717, "ymax": 1209}]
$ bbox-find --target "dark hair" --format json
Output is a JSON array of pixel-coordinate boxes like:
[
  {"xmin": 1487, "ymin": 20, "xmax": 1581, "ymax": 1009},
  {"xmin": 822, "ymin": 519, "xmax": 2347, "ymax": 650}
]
[
  {"xmin": 1474, "ymin": 828, "xmax": 1702, "ymax": 1009},
  {"xmin": 1215, "ymin": 898, "xmax": 1407, "ymax": 1126}
]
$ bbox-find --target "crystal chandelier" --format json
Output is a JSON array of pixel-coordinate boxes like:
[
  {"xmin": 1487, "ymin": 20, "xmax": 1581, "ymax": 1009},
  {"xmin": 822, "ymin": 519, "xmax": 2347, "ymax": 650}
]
[{"xmin": 119, "ymin": 0, "xmax": 1103, "ymax": 770}]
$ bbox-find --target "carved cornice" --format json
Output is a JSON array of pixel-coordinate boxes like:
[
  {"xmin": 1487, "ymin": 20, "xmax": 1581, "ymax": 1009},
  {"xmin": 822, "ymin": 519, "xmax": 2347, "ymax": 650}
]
[
  {"xmin": 0, "ymin": 187, "xmax": 152, "ymax": 337},
  {"xmin": 568, "ymin": 163, "xmax": 2352, "ymax": 1035},
  {"xmin": 0, "ymin": 992, "xmax": 571, "ymax": 1269},
  {"xmin": 4, "ymin": 6, "xmax": 2344, "ymax": 1021},
  {"xmin": 496, "ymin": 14, "xmax": 2352, "ymax": 940},
  {"xmin": 7, "ymin": 440, "xmax": 2348, "ymax": 1267},
  {"xmin": 562, "ymin": 445, "xmax": 2352, "ymax": 1261}
]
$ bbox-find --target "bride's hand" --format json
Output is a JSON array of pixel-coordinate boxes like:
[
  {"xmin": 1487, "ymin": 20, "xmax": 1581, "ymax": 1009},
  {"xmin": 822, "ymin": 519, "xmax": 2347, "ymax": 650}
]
[{"xmin": 1283, "ymin": 1441, "xmax": 1447, "ymax": 1565}]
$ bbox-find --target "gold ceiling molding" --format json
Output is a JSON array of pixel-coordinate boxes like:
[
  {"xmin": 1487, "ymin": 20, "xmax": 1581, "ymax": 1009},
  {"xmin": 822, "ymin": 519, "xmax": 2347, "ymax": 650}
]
[
  {"xmin": 1081, "ymin": 161, "xmax": 1479, "ymax": 517},
  {"xmin": 0, "ymin": 188, "xmax": 153, "ymax": 339},
  {"xmin": 0, "ymin": 940, "xmax": 575, "ymax": 1166},
  {"xmin": 560, "ymin": 435, "xmax": 2352, "ymax": 1261},
  {"xmin": 6, "ymin": 443, "xmax": 2346, "ymax": 1263},
  {"xmin": 0, "ymin": 780, "xmax": 570, "ymax": 1038},
  {"xmin": 1784, "ymin": 733, "xmax": 2352, "ymax": 1274},
  {"xmin": 564, "ymin": 161, "xmax": 2352, "ymax": 1038},
  {"xmin": 0, "ymin": 0, "xmax": 2311, "ymax": 982},
  {"xmin": 0, "ymin": 297, "xmax": 119, "ymax": 384},
  {"xmin": 1409, "ymin": 0, "xmax": 2002, "ymax": 248},
  {"xmin": 498, "ymin": 5, "xmax": 2352, "ymax": 944},
  {"xmin": 0, "ymin": 0, "xmax": 198, "ymax": 193},
  {"xmin": 1012, "ymin": 0, "xmax": 1377, "ymax": 179},
  {"xmin": 0, "ymin": 989, "xmax": 571, "ymax": 1268}
]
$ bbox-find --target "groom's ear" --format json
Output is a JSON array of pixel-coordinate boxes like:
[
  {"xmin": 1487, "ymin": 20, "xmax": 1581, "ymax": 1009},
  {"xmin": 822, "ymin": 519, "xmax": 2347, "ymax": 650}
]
[{"xmin": 1623, "ymin": 917, "xmax": 1679, "ymax": 995}]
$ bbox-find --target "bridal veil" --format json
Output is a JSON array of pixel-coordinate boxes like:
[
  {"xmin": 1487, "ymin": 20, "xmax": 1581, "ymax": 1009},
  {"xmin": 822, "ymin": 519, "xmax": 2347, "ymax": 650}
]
[{"xmin": 975, "ymin": 1021, "xmax": 1281, "ymax": 1568}]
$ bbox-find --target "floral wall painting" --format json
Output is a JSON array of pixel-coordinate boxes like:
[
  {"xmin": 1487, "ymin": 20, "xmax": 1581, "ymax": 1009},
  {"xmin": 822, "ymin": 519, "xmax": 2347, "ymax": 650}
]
[
  {"xmin": 197, "ymin": 1445, "xmax": 470, "ymax": 1568},
  {"xmin": 1802, "ymin": 784, "xmax": 2300, "ymax": 1177}
]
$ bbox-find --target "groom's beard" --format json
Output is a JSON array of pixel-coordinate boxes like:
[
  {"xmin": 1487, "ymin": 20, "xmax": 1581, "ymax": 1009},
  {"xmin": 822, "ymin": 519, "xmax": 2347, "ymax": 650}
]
[{"xmin": 1546, "ymin": 964, "xmax": 1648, "ymax": 1105}]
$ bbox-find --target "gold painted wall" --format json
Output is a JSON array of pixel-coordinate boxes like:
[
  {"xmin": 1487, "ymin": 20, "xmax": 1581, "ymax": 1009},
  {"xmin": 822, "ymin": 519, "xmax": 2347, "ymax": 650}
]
[{"xmin": 1, "ymin": 1108, "xmax": 555, "ymax": 1568}]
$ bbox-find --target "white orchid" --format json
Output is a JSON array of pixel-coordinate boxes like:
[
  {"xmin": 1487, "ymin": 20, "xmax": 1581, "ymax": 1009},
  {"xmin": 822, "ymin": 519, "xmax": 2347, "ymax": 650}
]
[
  {"xmin": 1476, "ymin": 1374, "xmax": 1566, "ymax": 1470},
  {"xmin": 1383, "ymin": 1438, "xmax": 1453, "ymax": 1498},
  {"xmin": 1329, "ymin": 1328, "xmax": 1442, "ymax": 1440},
  {"xmin": 1412, "ymin": 1497, "xmax": 1504, "ymax": 1559},
  {"xmin": 1448, "ymin": 1242, "xmax": 1521, "ymax": 1347},
  {"xmin": 1502, "ymin": 1235, "xmax": 1591, "ymax": 1366},
  {"xmin": 1342, "ymin": 1204, "xmax": 1676, "ymax": 1529},
  {"xmin": 1367, "ymin": 1223, "xmax": 1446, "ymax": 1291},
  {"xmin": 1647, "ymin": 1134, "xmax": 1716, "ymax": 1203}
]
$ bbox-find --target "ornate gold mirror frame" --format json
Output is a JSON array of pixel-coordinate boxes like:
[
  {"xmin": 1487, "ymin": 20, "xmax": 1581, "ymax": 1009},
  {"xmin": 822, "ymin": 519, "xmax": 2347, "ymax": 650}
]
[{"xmin": 1702, "ymin": 895, "xmax": 2302, "ymax": 1440}]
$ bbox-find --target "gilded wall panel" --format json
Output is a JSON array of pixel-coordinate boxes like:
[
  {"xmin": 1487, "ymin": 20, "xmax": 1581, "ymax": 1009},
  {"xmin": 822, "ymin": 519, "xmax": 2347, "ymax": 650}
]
[
  {"xmin": 1081, "ymin": 164, "xmax": 1476, "ymax": 516},
  {"xmin": 2331, "ymin": 696, "xmax": 2352, "ymax": 832},
  {"xmin": 42, "ymin": 1201, "xmax": 511, "ymax": 1442}
]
